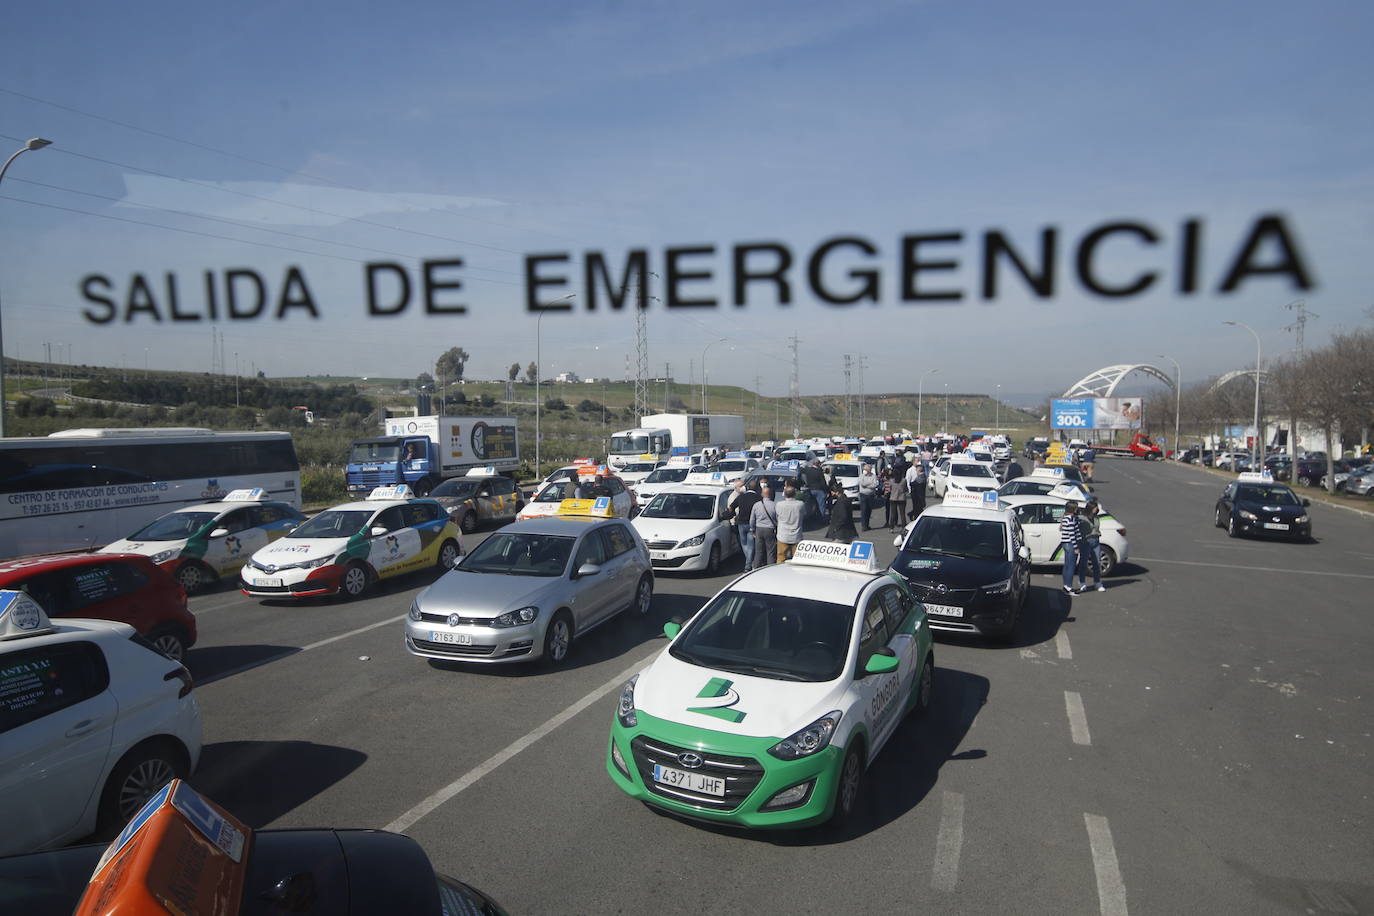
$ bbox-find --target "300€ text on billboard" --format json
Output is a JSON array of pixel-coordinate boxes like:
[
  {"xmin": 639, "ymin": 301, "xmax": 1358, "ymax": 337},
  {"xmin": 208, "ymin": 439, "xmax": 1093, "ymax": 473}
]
[{"xmin": 79, "ymin": 214, "xmax": 1314, "ymax": 323}]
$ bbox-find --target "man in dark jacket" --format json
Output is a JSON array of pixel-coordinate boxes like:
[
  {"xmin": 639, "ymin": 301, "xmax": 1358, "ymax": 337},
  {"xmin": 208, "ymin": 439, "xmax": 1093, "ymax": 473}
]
[
  {"xmin": 826, "ymin": 481, "xmax": 857, "ymax": 542},
  {"xmin": 728, "ymin": 479, "xmax": 762, "ymax": 571},
  {"xmin": 802, "ymin": 459, "xmax": 828, "ymax": 524}
]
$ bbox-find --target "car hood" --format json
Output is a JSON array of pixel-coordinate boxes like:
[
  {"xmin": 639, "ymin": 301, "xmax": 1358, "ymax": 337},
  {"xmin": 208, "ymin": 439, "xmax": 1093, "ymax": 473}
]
[
  {"xmin": 422, "ymin": 566, "xmax": 562, "ymax": 617},
  {"xmin": 100, "ymin": 538, "xmax": 186, "ymax": 558},
  {"xmin": 888, "ymin": 550, "xmax": 1014, "ymax": 588},
  {"xmin": 1234, "ymin": 500, "xmax": 1306, "ymax": 518},
  {"xmin": 632, "ymin": 516, "xmax": 715, "ymax": 542},
  {"xmin": 250, "ymin": 536, "xmax": 350, "ymax": 565},
  {"xmin": 635, "ymin": 650, "xmax": 846, "ymax": 740}
]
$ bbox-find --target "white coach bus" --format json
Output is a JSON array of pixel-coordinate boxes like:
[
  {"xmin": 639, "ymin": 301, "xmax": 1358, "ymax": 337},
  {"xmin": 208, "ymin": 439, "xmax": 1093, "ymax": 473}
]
[{"xmin": 0, "ymin": 428, "xmax": 301, "ymax": 559}]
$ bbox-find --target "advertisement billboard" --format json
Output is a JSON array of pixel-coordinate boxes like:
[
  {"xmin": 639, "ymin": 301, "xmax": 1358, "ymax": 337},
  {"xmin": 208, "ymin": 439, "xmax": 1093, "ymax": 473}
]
[{"xmin": 1051, "ymin": 398, "xmax": 1144, "ymax": 430}]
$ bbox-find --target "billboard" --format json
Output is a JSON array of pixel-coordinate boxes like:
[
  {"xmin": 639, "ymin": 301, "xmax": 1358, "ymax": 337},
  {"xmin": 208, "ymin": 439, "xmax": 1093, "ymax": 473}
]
[{"xmin": 1051, "ymin": 398, "xmax": 1144, "ymax": 430}]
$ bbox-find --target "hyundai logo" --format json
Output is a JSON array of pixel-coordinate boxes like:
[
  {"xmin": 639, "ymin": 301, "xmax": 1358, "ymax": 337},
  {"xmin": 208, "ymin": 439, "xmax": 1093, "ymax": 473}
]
[
  {"xmin": 677, "ymin": 752, "xmax": 704, "ymax": 769},
  {"xmin": 448, "ymin": 613, "xmax": 461, "ymax": 628}
]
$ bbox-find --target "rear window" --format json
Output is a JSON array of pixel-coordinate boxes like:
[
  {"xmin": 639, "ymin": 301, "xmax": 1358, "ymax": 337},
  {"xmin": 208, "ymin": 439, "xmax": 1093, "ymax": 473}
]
[{"xmin": 0, "ymin": 641, "xmax": 110, "ymax": 734}]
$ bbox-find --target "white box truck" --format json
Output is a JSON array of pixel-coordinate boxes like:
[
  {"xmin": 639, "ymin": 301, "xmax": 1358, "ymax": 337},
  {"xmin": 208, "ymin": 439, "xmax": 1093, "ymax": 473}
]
[
  {"xmin": 606, "ymin": 414, "xmax": 745, "ymax": 469},
  {"xmin": 345, "ymin": 415, "xmax": 520, "ymax": 496}
]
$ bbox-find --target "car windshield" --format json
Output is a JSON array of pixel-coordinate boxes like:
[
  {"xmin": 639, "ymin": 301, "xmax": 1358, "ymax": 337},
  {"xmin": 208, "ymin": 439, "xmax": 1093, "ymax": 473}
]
[
  {"xmin": 641, "ymin": 492, "xmax": 717, "ymax": 520},
  {"xmin": 610, "ymin": 435, "xmax": 651, "ymax": 453},
  {"xmin": 643, "ymin": 467, "xmax": 690, "ymax": 484},
  {"xmin": 349, "ymin": 442, "xmax": 400, "ymax": 463},
  {"xmin": 827, "ymin": 464, "xmax": 859, "ymax": 478},
  {"xmin": 128, "ymin": 511, "xmax": 219, "ymax": 541},
  {"xmin": 1000, "ymin": 480, "xmax": 1053, "ymax": 495},
  {"xmin": 669, "ymin": 590, "xmax": 855, "ymax": 682},
  {"xmin": 534, "ymin": 482, "xmax": 571, "ymax": 503},
  {"xmin": 899, "ymin": 515, "xmax": 1008, "ymax": 561},
  {"xmin": 430, "ymin": 479, "xmax": 481, "ymax": 499},
  {"xmin": 717, "ymin": 460, "xmax": 747, "ymax": 472},
  {"xmin": 289, "ymin": 510, "xmax": 373, "ymax": 538},
  {"xmin": 951, "ymin": 463, "xmax": 995, "ymax": 478},
  {"xmin": 1236, "ymin": 485, "xmax": 1300, "ymax": 505},
  {"xmin": 458, "ymin": 531, "xmax": 575, "ymax": 576}
]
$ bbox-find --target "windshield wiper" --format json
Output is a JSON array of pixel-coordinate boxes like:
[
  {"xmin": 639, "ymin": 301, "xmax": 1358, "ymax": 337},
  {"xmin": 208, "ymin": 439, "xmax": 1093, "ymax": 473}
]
[{"xmin": 704, "ymin": 660, "xmax": 808, "ymax": 681}]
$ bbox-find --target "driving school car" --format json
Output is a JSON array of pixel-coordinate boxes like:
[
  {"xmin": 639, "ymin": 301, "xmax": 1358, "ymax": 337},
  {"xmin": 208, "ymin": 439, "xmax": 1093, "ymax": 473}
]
[
  {"xmin": 607, "ymin": 540, "xmax": 935, "ymax": 829},
  {"xmin": 100, "ymin": 488, "xmax": 304, "ymax": 594},
  {"xmin": 240, "ymin": 486, "xmax": 462, "ymax": 599}
]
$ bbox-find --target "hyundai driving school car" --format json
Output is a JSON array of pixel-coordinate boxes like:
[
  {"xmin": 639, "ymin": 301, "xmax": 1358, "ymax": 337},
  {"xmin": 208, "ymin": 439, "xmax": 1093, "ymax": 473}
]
[
  {"xmin": 632, "ymin": 483, "xmax": 740, "ymax": 575},
  {"xmin": 1214, "ymin": 471, "xmax": 1312, "ymax": 541},
  {"xmin": 100, "ymin": 488, "xmax": 305, "ymax": 594},
  {"xmin": 240, "ymin": 486, "xmax": 461, "ymax": 599},
  {"xmin": 406, "ymin": 498, "xmax": 653, "ymax": 666},
  {"xmin": 607, "ymin": 540, "xmax": 934, "ymax": 829},
  {"xmin": 888, "ymin": 490, "xmax": 1029, "ymax": 639},
  {"xmin": 0, "ymin": 590, "xmax": 202, "ymax": 857}
]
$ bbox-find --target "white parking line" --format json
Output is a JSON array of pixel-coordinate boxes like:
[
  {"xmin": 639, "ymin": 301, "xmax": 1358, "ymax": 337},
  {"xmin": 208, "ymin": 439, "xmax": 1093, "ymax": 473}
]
[
  {"xmin": 1084, "ymin": 813, "xmax": 1129, "ymax": 916},
  {"xmin": 931, "ymin": 790, "xmax": 965, "ymax": 892},
  {"xmin": 198, "ymin": 613, "xmax": 407, "ymax": 685},
  {"xmin": 1065, "ymin": 691, "xmax": 1091, "ymax": 745},
  {"xmin": 1056, "ymin": 630, "xmax": 1072, "ymax": 660},
  {"xmin": 190, "ymin": 596, "xmax": 253, "ymax": 616},
  {"xmin": 384, "ymin": 649, "xmax": 660, "ymax": 834},
  {"xmin": 1134, "ymin": 556, "xmax": 1374, "ymax": 580}
]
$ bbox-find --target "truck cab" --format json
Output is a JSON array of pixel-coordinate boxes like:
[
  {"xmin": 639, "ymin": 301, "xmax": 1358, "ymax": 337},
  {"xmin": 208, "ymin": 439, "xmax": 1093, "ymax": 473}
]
[
  {"xmin": 607, "ymin": 428, "xmax": 672, "ymax": 470},
  {"xmin": 345, "ymin": 436, "xmax": 436, "ymax": 496}
]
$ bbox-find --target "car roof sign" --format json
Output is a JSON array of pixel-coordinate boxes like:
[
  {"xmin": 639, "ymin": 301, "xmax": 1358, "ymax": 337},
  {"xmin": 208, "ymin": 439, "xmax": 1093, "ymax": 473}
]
[
  {"xmin": 222, "ymin": 488, "xmax": 267, "ymax": 502},
  {"xmin": 0, "ymin": 589, "xmax": 53, "ymax": 640},
  {"xmin": 1047, "ymin": 482, "xmax": 1092, "ymax": 501},
  {"xmin": 466, "ymin": 465, "xmax": 499, "ymax": 477},
  {"xmin": 555, "ymin": 497, "xmax": 615, "ymax": 518},
  {"xmin": 368, "ymin": 485, "xmax": 414, "ymax": 500},
  {"xmin": 788, "ymin": 539, "xmax": 880, "ymax": 573},
  {"xmin": 943, "ymin": 489, "xmax": 1004, "ymax": 509},
  {"xmin": 1237, "ymin": 470, "xmax": 1274, "ymax": 482}
]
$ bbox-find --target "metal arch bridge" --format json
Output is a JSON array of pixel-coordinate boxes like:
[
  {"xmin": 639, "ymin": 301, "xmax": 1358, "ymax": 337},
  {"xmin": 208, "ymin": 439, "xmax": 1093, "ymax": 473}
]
[
  {"xmin": 1209, "ymin": 368, "xmax": 1268, "ymax": 393},
  {"xmin": 1062, "ymin": 364, "xmax": 1175, "ymax": 398}
]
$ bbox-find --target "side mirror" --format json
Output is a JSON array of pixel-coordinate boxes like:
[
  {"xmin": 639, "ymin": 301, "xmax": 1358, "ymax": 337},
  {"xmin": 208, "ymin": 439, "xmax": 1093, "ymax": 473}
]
[
  {"xmin": 209, "ymin": 527, "xmax": 230, "ymax": 538},
  {"xmin": 892, "ymin": 535, "xmax": 904, "ymax": 549},
  {"xmin": 576, "ymin": 562, "xmax": 601, "ymax": 578},
  {"xmin": 663, "ymin": 621, "xmax": 681, "ymax": 639},
  {"xmin": 1301, "ymin": 498, "xmax": 1311, "ymax": 506},
  {"xmin": 370, "ymin": 526, "xmax": 388, "ymax": 538},
  {"xmin": 863, "ymin": 648, "xmax": 899, "ymax": 676},
  {"xmin": 1018, "ymin": 545, "xmax": 1031, "ymax": 561}
]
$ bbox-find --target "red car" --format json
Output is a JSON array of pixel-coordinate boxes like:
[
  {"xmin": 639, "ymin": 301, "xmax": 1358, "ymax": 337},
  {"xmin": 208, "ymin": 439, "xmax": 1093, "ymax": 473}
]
[{"xmin": 0, "ymin": 553, "xmax": 197, "ymax": 660}]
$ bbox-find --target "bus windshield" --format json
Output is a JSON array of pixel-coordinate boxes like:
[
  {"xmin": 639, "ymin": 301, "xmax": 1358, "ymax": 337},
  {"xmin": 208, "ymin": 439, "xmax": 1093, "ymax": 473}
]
[{"xmin": 609, "ymin": 435, "xmax": 651, "ymax": 454}]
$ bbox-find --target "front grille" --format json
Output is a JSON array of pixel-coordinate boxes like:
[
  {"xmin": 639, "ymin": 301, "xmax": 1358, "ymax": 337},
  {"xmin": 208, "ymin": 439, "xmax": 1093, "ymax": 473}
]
[
  {"xmin": 907, "ymin": 581, "xmax": 977, "ymax": 604},
  {"xmin": 245, "ymin": 583, "xmax": 291, "ymax": 593},
  {"xmin": 646, "ymin": 540, "xmax": 678, "ymax": 551},
  {"xmin": 409, "ymin": 638, "xmax": 497, "ymax": 657},
  {"xmin": 631, "ymin": 736, "xmax": 764, "ymax": 811},
  {"xmin": 419, "ymin": 611, "xmax": 492, "ymax": 626},
  {"xmin": 652, "ymin": 556, "xmax": 689, "ymax": 568},
  {"xmin": 963, "ymin": 486, "xmax": 995, "ymax": 493}
]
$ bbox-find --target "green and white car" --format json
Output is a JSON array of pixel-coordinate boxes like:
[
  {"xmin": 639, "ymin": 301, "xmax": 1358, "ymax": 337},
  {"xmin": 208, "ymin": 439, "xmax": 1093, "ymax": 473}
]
[{"xmin": 607, "ymin": 540, "xmax": 935, "ymax": 829}]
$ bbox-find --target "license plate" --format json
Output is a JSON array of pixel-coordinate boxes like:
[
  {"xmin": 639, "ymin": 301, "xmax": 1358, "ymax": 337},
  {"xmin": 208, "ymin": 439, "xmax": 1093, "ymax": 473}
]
[
  {"xmin": 1263, "ymin": 522, "xmax": 1289, "ymax": 530},
  {"xmin": 253, "ymin": 578, "xmax": 282, "ymax": 588},
  {"xmin": 650, "ymin": 550, "xmax": 669, "ymax": 560},
  {"xmin": 924, "ymin": 603, "xmax": 965, "ymax": 617},
  {"xmin": 652, "ymin": 764, "xmax": 725, "ymax": 797},
  {"xmin": 429, "ymin": 631, "xmax": 473, "ymax": 645}
]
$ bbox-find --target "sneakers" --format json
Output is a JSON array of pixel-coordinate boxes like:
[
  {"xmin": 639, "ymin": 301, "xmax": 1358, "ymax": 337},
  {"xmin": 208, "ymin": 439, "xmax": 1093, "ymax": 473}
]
[
  {"xmin": 1095, "ymin": 583, "xmax": 1106, "ymax": 592},
  {"xmin": 1062, "ymin": 585, "xmax": 1075, "ymax": 595}
]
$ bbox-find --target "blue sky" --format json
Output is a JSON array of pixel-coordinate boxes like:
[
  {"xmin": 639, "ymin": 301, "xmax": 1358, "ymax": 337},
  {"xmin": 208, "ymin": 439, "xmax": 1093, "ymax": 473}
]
[{"xmin": 2, "ymin": 0, "xmax": 1371, "ymax": 404}]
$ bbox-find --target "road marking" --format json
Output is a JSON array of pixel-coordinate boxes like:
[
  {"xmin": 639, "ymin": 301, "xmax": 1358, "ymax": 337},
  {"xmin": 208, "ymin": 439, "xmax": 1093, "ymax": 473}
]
[
  {"xmin": 1084, "ymin": 813, "xmax": 1129, "ymax": 916},
  {"xmin": 1134, "ymin": 556, "xmax": 1374, "ymax": 581},
  {"xmin": 1112, "ymin": 466, "xmax": 1141, "ymax": 485},
  {"xmin": 931, "ymin": 790, "xmax": 965, "ymax": 892},
  {"xmin": 190, "ymin": 596, "xmax": 254, "ymax": 616},
  {"xmin": 1056, "ymin": 630, "xmax": 1072, "ymax": 660},
  {"xmin": 1185, "ymin": 481, "xmax": 1209, "ymax": 486},
  {"xmin": 1065, "ymin": 691, "xmax": 1091, "ymax": 745},
  {"xmin": 384, "ymin": 649, "xmax": 660, "ymax": 834},
  {"xmin": 198, "ymin": 614, "xmax": 407, "ymax": 685}
]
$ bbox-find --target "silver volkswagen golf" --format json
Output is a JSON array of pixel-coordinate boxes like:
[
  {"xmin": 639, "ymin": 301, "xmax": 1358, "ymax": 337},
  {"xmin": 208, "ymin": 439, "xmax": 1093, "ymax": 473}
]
[{"xmin": 405, "ymin": 514, "xmax": 654, "ymax": 666}]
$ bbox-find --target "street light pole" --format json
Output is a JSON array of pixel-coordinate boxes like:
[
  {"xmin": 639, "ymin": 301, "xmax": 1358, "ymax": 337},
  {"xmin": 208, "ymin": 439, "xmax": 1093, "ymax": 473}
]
[
  {"xmin": 701, "ymin": 338, "xmax": 726, "ymax": 413},
  {"xmin": 0, "ymin": 138, "xmax": 54, "ymax": 438},
  {"xmin": 944, "ymin": 383, "xmax": 950, "ymax": 434},
  {"xmin": 535, "ymin": 294, "xmax": 575, "ymax": 479},
  {"xmin": 917, "ymin": 368, "xmax": 938, "ymax": 437},
  {"xmin": 1157, "ymin": 354, "xmax": 1182, "ymax": 460},
  {"xmin": 1224, "ymin": 321, "xmax": 1263, "ymax": 469},
  {"xmin": 995, "ymin": 383, "xmax": 1001, "ymax": 433}
]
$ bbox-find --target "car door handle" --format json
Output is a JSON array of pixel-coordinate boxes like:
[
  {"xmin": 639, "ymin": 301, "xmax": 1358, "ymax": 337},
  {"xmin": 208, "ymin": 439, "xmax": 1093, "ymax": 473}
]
[{"xmin": 66, "ymin": 719, "xmax": 100, "ymax": 737}]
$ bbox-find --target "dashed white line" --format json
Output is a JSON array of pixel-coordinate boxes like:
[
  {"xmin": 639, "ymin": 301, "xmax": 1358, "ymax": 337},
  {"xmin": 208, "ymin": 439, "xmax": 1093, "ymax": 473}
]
[
  {"xmin": 1056, "ymin": 630, "xmax": 1073, "ymax": 660},
  {"xmin": 931, "ymin": 791, "xmax": 965, "ymax": 892},
  {"xmin": 300, "ymin": 613, "xmax": 406, "ymax": 652},
  {"xmin": 384, "ymin": 649, "xmax": 660, "ymax": 834},
  {"xmin": 1134, "ymin": 556, "xmax": 1374, "ymax": 580},
  {"xmin": 1065, "ymin": 691, "xmax": 1092, "ymax": 745},
  {"xmin": 1084, "ymin": 812, "xmax": 1129, "ymax": 916}
]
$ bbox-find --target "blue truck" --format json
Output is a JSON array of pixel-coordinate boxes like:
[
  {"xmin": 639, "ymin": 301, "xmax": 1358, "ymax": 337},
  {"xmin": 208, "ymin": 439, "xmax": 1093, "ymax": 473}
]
[{"xmin": 345, "ymin": 415, "xmax": 520, "ymax": 497}]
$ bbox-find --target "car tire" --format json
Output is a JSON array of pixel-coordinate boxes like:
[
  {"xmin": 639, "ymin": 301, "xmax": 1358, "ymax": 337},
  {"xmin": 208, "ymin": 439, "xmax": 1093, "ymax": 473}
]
[
  {"xmin": 459, "ymin": 512, "xmax": 478, "ymax": 535},
  {"xmin": 1298, "ymin": 475, "xmax": 1313, "ymax": 487},
  {"xmin": 1226, "ymin": 515, "xmax": 1240, "ymax": 539},
  {"xmin": 1097, "ymin": 545, "xmax": 1117, "ymax": 578},
  {"xmin": 1214, "ymin": 506, "xmax": 1225, "ymax": 528},
  {"xmin": 96, "ymin": 739, "xmax": 188, "ymax": 838},
  {"xmin": 412, "ymin": 477, "xmax": 435, "ymax": 497},
  {"xmin": 704, "ymin": 543, "xmax": 721, "ymax": 577},
  {"xmin": 909, "ymin": 655, "xmax": 934, "ymax": 720},
  {"xmin": 173, "ymin": 560, "xmax": 214, "ymax": 595},
  {"xmin": 629, "ymin": 574, "xmax": 653, "ymax": 616},
  {"xmin": 437, "ymin": 538, "xmax": 460, "ymax": 571},
  {"xmin": 147, "ymin": 625, "xmax": 190, "ymax": 662},
  {"xmin": 543, "ymin": 610, "xmax": 574, "ymax": 666},
  {"xmin": 829, "ymin": 744, "xmax": 864, "ymax": 828},
  {"xmin": 341, "ymin": 562, "xmax": 370, "ymax": 599}
]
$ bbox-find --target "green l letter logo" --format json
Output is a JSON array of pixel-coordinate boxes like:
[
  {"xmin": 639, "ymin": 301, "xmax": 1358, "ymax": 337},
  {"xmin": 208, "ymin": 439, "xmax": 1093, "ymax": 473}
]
[{"xmin": 687, "ymin": 677, "xmax": 746, "ymax": 723}]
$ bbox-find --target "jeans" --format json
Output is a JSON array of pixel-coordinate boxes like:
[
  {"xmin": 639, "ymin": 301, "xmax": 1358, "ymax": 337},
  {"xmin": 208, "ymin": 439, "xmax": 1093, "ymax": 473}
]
[
  {"xmin": 752, "ymin": 528, "xmax": 777, "ymax": 567},
  {"xmin": 1080, "ymin": 536, "xmax": 1101, "ymax": 584},
  {"xmin": 810, "ymin": 489, "xmax": 827, "ymax": 523},
  {"xmin": 1062, "ymin": 542, "xmax": 1082, "ymax": 589},
  {"xmin": 736, "ymin": 524, "xmax": 754, "ymax": 570},
  {"xmin": 858, "ymin": 492, "xmax": 876, "ymax": 529}
]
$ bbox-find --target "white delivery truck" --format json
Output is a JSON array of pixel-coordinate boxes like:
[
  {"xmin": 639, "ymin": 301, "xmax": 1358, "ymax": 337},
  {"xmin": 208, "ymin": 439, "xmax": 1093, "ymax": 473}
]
[
  {"xmin": 345, "ymin": 415, "xmax": 520, "ymax": 496},
  {"xmin": 606, "ymin": 413, "xmax": 745, "ymax": 469}
]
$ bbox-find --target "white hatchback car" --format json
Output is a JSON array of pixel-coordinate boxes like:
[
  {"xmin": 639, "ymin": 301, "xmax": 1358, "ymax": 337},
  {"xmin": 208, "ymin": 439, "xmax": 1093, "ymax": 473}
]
[
  {"xmin": 631, "ymin": 484, "xmax": 739, "ymax": 575},
  {"xmin": 928, "ymin": 459, "xmax": 1001, "ymax": 497},
  {"xmin": 999, "ymin": 495, "xmax": 1130, "ymax": 576},
  {"xmin": 0, "ymin": 590, "xmax": 203, "ymax": 856}
]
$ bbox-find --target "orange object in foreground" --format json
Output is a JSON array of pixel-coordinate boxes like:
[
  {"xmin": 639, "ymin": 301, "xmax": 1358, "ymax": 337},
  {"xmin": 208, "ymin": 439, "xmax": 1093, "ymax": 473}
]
[{"xmin": 74, "ymin": 779, "xmax": 251, "ymax": 916}]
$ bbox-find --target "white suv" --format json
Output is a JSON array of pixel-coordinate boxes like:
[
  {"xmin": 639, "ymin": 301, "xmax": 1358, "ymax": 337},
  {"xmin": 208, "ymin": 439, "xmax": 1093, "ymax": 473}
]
[{"xmin": 0, "ymin": 591, "xmax": 202, "ymax": 856}]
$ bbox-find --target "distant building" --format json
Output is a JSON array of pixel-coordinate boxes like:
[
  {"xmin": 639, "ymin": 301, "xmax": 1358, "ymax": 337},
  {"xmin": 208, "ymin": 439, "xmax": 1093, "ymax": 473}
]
[{"xmin": 554, "ymin": 371, "xmax": 579, "ymax": 384}]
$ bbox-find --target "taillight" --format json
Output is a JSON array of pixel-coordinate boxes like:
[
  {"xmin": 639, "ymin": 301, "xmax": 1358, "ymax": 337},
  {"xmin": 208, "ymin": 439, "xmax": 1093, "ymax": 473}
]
[{"xmin": 164, "ymin": 665, "xmax": 194, "ymax": 698}]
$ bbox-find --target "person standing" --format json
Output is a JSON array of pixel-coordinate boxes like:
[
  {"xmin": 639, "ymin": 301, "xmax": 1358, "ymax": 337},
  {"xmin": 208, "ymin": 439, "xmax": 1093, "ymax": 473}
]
[
  {"xmin": 1080, "ymin": 446, "xmax": 1096, "ymax": 482},
  {"xmin": 803, "ymin": 459, "xmax": 828, "ymax": 524},
  {"xmin": 906, "ymin": 459, "xmax": 926, "ymax": 517},
  {"xmin": 1078, "ymin": 499, "xmax": 1105, "ymax": 591},
  {"xmin": 826, "ymin": 481, "xmax": 857, "ymax": 541},
  {"xmin": 857, "ymin": 463, "xmax": 879, "ymax": 531},
  {"xmin": 1003, "ymin": 457, "xmax": 1025, "ymax": 482},
  {"xmin": 1059, "ymin": 500, "xmax": 1086, "ymax": 594},
  {"xmin": 749, "ymin": 483, "xmax": 778, "ymax": 569},
  {"xmin": 728, "ymin": 478, "xmax": 761, "ymax": 572},
  {"xmin": 886, "ymin": 465, "xmax": 909, "ymax": 530},
  {"xmin": 775, "ymin": 484, "xmax": 806, "ymax": 563}
]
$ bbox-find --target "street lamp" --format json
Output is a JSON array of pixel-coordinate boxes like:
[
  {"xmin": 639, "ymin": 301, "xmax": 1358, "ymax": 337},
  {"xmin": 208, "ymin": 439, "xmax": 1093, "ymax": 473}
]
[
  {"xmin": 535, "ymin": 294, "xmax": 576, "ymax": 479},
  {"xmin": 0, "ymin": 138, "xmax": 54, "ymax": 438},
  {"xmin": 701, "ymin": 338, "xmax": 727, "ymax": 413},
  {"xmin": 943, "ymin": 383, "xmax": 949, "ymax": 434},
  {"xmin": 1224, "ymin": 321, "xmax": 1263, "ymax": 469},
  {"xmin": 995, "ymin": 383, "xmax": 1001, "ymax": 433},
  {"xmin": 917, "ymin": 368, "xmax": 938, "ymax": 437},
  {"xmin": 1156, "ymin": 354, "xmax": 1182, "ymax": 460}
]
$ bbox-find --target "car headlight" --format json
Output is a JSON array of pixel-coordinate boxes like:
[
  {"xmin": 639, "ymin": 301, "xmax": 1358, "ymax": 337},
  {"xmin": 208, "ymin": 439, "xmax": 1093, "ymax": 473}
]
[
  {"xmin": 1295, "ymin": 515, "xmax": 1309, "ymax": 523},
  {"xmin": 491, "ymin": 606, "xmax": 539, "ymax": 628},
  {"xmin": 680, "ymin": 534, "xmax": 706, "ymax": 549},
  {"xmin": 768, "ymin": 710, "xmax": 842, "ymax": 760},
  {"xmin": 298, "ymin": 555, "xmax": 336, "ymax": 569},
  {"xmin": 617, "ymin": 675, "xmax": 639, "ymax": 728},
  {"xmin": 1238, "ymin": 510, "xmax": 1257, "ymax": 521},
  {"xmin": 408, "ymin": 600, "xmax": 422, "ymax": 622},
  {"xmin": 151, "ymin": 548, "xmax": 180, "ymax": 564},
  {"xmin": 982, "ymin": 578, "xmax": 1012, "ymax": 596}
]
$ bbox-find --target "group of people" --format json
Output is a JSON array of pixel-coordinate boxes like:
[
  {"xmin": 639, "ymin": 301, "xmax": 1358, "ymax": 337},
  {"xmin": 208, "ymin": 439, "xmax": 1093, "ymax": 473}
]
[
  {"xmin": 856, "ymin": 454, "xmax": 928, "ymax": 532},
  {"xmin": 1057, "ymin": 498, "xmax": 1106, "ymax": 594},
  {"xmin": 723, "ymin": 477, "xmax": 808, "ymax": 571}
]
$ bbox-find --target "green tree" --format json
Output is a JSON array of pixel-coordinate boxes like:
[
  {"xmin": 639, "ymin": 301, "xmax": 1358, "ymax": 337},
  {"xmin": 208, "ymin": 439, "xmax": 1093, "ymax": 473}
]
[
  {"xmin": 416, "ymin": 371, "xmax": 434, "ymax": 390},
  {"xmin": 525, "ymin": 361, "xmax": 538, "ymax": 384},
  {"xmin": 508, "ymin": 363, "xmax": 521, "ymax": 383},
  {"xmin": 436, "ymin": 347, "xmax": 470, "ymax": 383}
]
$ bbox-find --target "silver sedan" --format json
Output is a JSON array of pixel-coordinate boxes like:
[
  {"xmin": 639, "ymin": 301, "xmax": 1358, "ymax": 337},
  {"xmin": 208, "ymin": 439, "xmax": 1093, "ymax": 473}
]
[{"xmin": 405, "ymin": 515, "xmax": 654, "ymax": 666}]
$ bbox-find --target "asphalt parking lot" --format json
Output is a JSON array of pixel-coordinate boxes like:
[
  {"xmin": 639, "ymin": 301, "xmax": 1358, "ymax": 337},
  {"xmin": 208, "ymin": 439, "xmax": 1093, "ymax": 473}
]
[{"xmin": 179, "ymin": 459, "xmax": 1374, "ymax": 915}]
